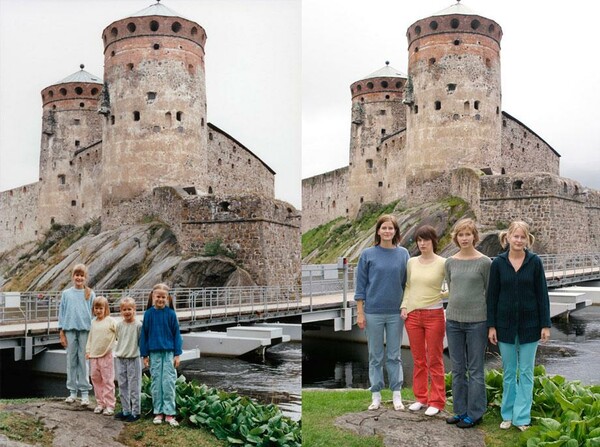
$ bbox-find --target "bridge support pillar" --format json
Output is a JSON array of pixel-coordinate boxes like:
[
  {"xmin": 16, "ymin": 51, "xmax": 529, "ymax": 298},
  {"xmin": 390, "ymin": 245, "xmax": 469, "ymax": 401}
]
[
  {"xmin": 334, "ymin": 308, "xmax": 353, "ymax": 331},
  {"xmin": 14, "ymin": 336, "xmax": 33, "ymax": 361}
]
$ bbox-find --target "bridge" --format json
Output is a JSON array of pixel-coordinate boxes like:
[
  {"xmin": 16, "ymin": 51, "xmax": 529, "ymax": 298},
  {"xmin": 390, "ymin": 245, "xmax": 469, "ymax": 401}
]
[{"xmin": 0, "ymin": 286, "xmax": 301, "ymax": 361}]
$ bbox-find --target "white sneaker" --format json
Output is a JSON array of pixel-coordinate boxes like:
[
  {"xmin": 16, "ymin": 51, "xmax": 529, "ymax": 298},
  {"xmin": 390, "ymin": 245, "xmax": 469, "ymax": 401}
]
[
  {"xmin": 368, "ymin": 392, "xmax": 381, "ymax": 410},
  {"xmin": 64, "ymin": 396, "xmax": 76, "ymax": 404},
  {"xmin": 408, "ymin": 401, "xmax": 425, "ymax": 411},
  {"xmin": 392, "ymin": 391, "xmax": 404, "ymax": 411},
  {"xmin": 500, "ymin": 420, "xmax": 512, "ymax": 429},
  {"xmin": 103, "ymin": 407, "xmax": 114, "ymax": 416},
  {"xmin": 425, "ymin": 406, "xmax": 440, "ymax": 416},
  {"xmin": 80, "ymin": 398, "xmax": 90, "ymax": 407},
  {"xmin": 94, "ymin": 405, "xmax": 104, "ymax": 414}
]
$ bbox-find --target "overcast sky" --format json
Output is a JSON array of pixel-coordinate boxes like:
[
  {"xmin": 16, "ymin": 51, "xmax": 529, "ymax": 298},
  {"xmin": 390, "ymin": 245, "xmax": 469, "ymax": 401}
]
[
  {"xmin": 303, "ymin": 0, "xmax": 600, "ymax": 192},
  {"xmin": 0, "ymin": 0, "xmax": 301, "ymax": 208}
]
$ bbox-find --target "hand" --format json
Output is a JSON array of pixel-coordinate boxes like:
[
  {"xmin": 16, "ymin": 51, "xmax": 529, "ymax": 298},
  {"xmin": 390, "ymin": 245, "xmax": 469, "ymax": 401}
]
[
  {"xmin": 173, "ymin": 356, "xmax": 180, "ymax": 368},
  {"xmin": 59, "ymin": 331, "xmax": 67, "ymax": 348},
  {"xmin": 488, "ymin": 327, "xmax": 497, "ymax": 345},
  {"xmin": 143, "ymin": 357, "xmax": 149, "ymax": 368},
  {"xmin": 85, "ymin": 353, "xmax": 90, "ymax": 360},
  {"xmin": 357, "ymin": 313, "xmax": 366, "ymax": 330},
  {"xmin": 541, "ymin": 327, "xmax": 550, "ymax": 343},
  {"xmin": 400, "ymin": 308, "xmax": 408, "ymax": 320}
]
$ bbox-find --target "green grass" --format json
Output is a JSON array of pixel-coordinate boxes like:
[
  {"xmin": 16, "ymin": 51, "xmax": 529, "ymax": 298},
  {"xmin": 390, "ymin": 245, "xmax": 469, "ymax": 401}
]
[
  {"xmin": 0, "ymin": 406, "xmax": 54, "ymax": 446},
  {"xmin": 118, "ymin": 418, "xmax": 226, "ymax": 447}
]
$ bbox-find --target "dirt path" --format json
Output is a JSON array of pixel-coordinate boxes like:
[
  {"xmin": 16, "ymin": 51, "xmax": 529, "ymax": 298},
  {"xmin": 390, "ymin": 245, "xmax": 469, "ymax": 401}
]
[{"xmin": 1, "ymin": 398, "xmax": 126, "ymax": 447}]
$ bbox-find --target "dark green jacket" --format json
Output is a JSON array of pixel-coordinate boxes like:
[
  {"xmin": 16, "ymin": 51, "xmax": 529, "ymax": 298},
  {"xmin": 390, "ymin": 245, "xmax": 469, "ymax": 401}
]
[{"xmin": 487, "ymin": 250, "xmax": 551, "ymax": 344}]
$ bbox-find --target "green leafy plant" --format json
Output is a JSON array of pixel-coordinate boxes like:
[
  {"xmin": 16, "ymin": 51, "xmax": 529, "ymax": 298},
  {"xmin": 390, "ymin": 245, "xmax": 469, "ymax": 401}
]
[{"xmin": 203, "ymin": 238, "xmax": 237, "ymax": 259}]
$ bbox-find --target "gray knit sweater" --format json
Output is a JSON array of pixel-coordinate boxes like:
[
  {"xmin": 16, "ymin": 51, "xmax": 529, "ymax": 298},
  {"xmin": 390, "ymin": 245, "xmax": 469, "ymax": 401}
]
[{"xmin": 445, "ymin": 256, "xmax": 492, "ymax": 323}]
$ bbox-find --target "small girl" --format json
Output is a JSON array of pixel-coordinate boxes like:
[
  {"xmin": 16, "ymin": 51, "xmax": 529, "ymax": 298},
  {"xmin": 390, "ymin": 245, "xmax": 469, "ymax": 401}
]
[
  {"xmin": 140, "ymin": 283, "xmax": 182, "ymax": 427},
  {"xmin": 114, "ymin": 297, "xmax": 142, "ymax": 423},
  {"xmin": 86, "ymin": 296, "xmax": 117, "ymax": 415},
  {"xmin": 58, "ymin": 263, "xmax": 95, "ymax": 406}
]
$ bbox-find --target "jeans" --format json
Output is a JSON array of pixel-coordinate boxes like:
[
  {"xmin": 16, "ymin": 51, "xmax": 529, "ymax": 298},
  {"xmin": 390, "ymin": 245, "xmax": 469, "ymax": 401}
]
[
  {"xmin": 365, "ymin": 313, "xmax": 404, "ymax": 392},
  {"xmin": 405, "ymin": 308, "xmax": 446, "ymax": 410},
  {"xmin": 498, "ymin": 338, "xmax": 538, "ymax": 426},
  {"xmin": 149, "ymin": 351, "xmax": 177, "ymax": 416},
  {"xmin": 446, "ymin": 319, "xmax": 487, "ymax": 420},
  {"xmin": 64, "ymin": 330, "xmax": 92, "ymax": 394}
]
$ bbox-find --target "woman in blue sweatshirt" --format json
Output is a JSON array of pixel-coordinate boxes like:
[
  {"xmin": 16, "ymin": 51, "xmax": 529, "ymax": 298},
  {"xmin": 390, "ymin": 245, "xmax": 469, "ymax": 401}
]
[
  {"xmin": 355, "ymin": 214, "xmax": 410, "ymax": 411},
  {"xmin": 487, "ymin": 221, "xmax": 551, "ymax": 431}
]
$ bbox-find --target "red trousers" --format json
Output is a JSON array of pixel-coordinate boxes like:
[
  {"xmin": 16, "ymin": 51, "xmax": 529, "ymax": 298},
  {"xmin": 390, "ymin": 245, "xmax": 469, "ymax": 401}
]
[
  {"xmin": 90, "ymin": 352, "xmax": 116, "ymax": 408},
  {"xmin": 405, "ymin": 308, "xmax": 446, "ymax": 410}
]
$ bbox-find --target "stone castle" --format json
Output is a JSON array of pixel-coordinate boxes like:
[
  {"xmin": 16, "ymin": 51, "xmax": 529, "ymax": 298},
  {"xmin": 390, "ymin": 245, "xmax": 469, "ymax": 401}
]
[
  {"xmin": 302, "ymin": 2, "xmax": 600, "ymax": 254},
  {"xmin": 0, "ymin": 2, "xmax": 300, "ymax": 286}
]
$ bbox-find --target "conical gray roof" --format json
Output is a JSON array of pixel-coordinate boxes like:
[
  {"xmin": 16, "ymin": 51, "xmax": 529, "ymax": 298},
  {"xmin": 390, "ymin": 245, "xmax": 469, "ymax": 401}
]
[
  {"xmin": 55, "ymin": 65, "xmax": 102, "ymax": 84},
  {"xmin": 130, "ymin": 2, "xmax": 185, "ymax": 19},
  {"xmin": 432, "ymin": 2, "xmax": 478, "ymax": 16},
  {"xmin": 360, "ymin": 63, "xmax": 407, "ymax": 81}
]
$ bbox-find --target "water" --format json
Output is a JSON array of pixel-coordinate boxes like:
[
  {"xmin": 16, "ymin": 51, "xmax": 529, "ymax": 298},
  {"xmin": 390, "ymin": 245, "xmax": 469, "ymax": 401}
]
[{"xmin": 303, "ymin": 306, "xmax": 600, "ymax": 388}]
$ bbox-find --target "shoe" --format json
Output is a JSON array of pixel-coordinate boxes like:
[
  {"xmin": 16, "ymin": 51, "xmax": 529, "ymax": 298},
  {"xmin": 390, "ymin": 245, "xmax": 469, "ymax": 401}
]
[
  {"xmin": 165, "ymin": 416, "xmax": 179, "ymax": 427},
  {"xmin": 65, "ymin": 396, "xmax": 76, "ymax": 404},
  {"xmin": 446, "ymin": 414, "xmax": 464, "ymax": 424},
  {"xmin": 425, "ymin": 406, "xmax": 440, "ymax": 416},
  {"xmin": 125, "ymin": 414, "xmax": 140, "ymax": 423},
  {"xmin": 408, "ymin": 401, "xmax": 425, "ymax": 411},
  {"xmin": 456, "ymin": 416, "xmax": 482, "ymax": 429},
  {"xmin": 114, "ymin": 412, "xmax": 129, "ymax": 421},
  {"xmin": 153, "ymin": 414, "xmax": 164, "ymax": 425},
  {"xmin": 500, "ymin": 420, "xmax": 512, "ymax": 430},
  {"xmin": 517, "ymin": 425, "xmax": 530, "ymax": 432},
  {"xmin": 392, "ymin": 391, "xmax": 404, "ymax": 411},
  {"xmin": 80, "ymin": 399, "xmax": 90, "ymax": 407},
  {"xmin": 94, "ymin": 405, "xmax": 104, "ymax": 414},
  {"xmin": 368, "ymin": 392, "xmax": 381, "ymax": 410},
  {"xmin": 103, "ymin": 407, "xmax": 114, "ymax": 416}
]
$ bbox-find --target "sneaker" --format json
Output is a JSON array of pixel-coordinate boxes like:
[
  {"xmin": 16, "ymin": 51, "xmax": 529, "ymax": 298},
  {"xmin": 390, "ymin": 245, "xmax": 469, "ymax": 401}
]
[
  {"xmin": 425, "ymin": 406, "xmax": 440, "ymax": 416},
  {"xmin": 500, "ymin": 420, "xmax": 512, "ymax": 430},
  {"xmin": 125, "ymin": 414, "xmax": 140, "ymax": 423},
  {"xmin": 392, "ymin": 391, "xmax": 404, "ymax": 411},
  {"xmin": 80, "ymin": 398, "xmax": 90, "ymax": 407},
  {"xmin": 114, "ymin": 412, "xmax": 130, "ymax": 421},
  {"xmin": 517, "ymin": 425, "xmax": 530, "ymax": 432},
  {"xmin": 446, "ymin": 414, "xmax": 465, "ymax": 424},
  {"xmin": 103, "ymin": 408, "xmax": 114, "ymax": 416},
  {"xmin": 408, "ymin": 401, "xmax": 425, "ymax": 411},
  {"xmin": 94, "ymin": 405, "xmax": 104, "ymax": 414},
  {"xmin": 368, "ymin": 392, "xmax": 381, "ymax": 410},
  {"xmin": 457, "ymin": 416, "xmax": 482, "ymax": 429},
  {"xmin": 64, "ymin": 396, "xmax": 77, "ymax": 404},
  {"xmin": 165, "ymin": 416, "xmax": 179, "ymax": 427},
  {"xmin": 153, "ymin": 414, "xmax": 164, "ymax": 425}
]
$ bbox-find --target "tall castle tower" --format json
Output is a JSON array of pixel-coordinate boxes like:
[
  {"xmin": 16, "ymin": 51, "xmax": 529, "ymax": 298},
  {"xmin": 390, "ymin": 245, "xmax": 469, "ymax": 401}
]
[
  {"xmin": 348, "ymin": 63, "xmax": 407, "ymax": 217},
  {"xmin": 100, "ymin": 2, "xmax": 208, "ymax": 206},
  {"xmin": 38, "ymin": 66, "xmax": 103, "ymax": 227},
  {"xmin": 404, "ymin": 2, "xmax": 503, "ymax": 187}
]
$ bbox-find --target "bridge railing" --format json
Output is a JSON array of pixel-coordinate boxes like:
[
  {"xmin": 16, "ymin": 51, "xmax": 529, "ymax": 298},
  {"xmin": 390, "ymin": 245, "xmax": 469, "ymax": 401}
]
[{"xmin": 0, "ymin": 286, "xmax": 302, "ymax": 330}]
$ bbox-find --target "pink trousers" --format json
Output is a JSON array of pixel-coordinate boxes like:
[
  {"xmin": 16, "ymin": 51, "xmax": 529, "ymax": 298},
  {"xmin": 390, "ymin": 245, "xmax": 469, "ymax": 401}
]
[{"xmin": 90, "ymin": 352, "xmax": 116, "ymax": 408}]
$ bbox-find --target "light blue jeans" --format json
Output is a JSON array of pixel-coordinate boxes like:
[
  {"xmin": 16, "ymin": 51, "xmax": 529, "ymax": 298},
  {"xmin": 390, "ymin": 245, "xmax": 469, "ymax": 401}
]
[
  {"xmin": 365, "ymin": 313, "xmax": 404, "ymax": 392},
  {"xmin": 149, "ymin": 351, "xmax": 177, "ymax": 416},
  {"xmin": 64, "ymin": 330, "xmax": 92, "ymax": 395},
  {"xmin": 446, "ymin": 320, "xmax": 487, "ymax": 421},
  {"xmin": 498, "ymin": 338, "xmax": 538, "ymax": 426}
]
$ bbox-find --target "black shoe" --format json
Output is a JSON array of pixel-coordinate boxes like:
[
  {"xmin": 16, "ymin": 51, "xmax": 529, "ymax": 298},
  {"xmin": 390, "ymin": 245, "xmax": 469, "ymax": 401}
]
[
  {"xmin": 125, "ymin": 414, "xmax": 140, "ymax": 423},
  {"xmin": 446, "ymin": 414, "xmax": 463, "ymax": 424},
  {"xmin": 456, "ymin": 416, "xmax": 482, "ymax": 428},
  {"xmin": 114, "ymin": 411, "xmax": 129, "ymax": 421}
]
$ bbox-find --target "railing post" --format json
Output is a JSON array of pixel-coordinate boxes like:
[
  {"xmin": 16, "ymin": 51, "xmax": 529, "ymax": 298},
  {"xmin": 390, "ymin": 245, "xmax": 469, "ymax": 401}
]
[
  {"xmin": 309, "ymin": 269, "xmax": 313, "ymax": 312},
  {"xmin": 342, "ymin": 259, "xmax": 348, "ymax": 309}
]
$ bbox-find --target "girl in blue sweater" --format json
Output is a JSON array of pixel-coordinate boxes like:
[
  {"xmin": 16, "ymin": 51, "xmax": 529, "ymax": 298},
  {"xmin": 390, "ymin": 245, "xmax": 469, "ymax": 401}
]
[
  {"xmin": 487, "ymin": 221, "xmax": 551, "ymax": 431},
  {"xmin": 140, "ymin": 283, "xmax": 182, "ymax": 427},
  {"xmin": 355, "ymin": 214, "xmax": 409, "ymax": 411}
]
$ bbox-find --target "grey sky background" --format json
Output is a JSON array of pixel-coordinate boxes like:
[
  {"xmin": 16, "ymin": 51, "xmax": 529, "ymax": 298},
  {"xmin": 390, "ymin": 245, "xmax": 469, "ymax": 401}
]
[
  {"xmin": 0, "ymin": 0, "xmax": 301, "ymax": 208},
  {"xmin": 302, "ymin": 0, "xmax": 600, "ymax": 193}
]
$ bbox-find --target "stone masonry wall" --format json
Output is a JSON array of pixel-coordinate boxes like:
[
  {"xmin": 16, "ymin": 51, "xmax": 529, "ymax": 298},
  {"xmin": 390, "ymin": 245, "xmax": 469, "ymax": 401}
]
[
  {"xmin": 206, "ymin": 124, "xmax": 275, "ymax": 198},
  {"xmin": 301, "ymin": 166, "xmax": 348, "ymax": 232},
  {"xmin": 0, "ymin": 182, "xmax": 40, "ymax": 253}
]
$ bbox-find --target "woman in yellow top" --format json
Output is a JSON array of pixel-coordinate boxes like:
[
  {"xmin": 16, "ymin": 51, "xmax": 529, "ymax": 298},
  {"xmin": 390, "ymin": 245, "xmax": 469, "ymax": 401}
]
[{"xmin": 401, "ymin": 225, "xmax": 447, "ymax": 416}]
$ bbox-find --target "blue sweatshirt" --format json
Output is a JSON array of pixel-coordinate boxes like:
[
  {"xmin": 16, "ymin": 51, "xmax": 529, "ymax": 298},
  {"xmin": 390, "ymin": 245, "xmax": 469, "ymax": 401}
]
[
  {"xmin": 354, "ymin": 245, "xmax": 409, "ymax": 314},
  {"xmin": 58, "ymin": 287, "xmax": 94, "ymax": 331},
  {"xmin": 139, "ymin": 306, "xmax": 183, "ymax": 357}
]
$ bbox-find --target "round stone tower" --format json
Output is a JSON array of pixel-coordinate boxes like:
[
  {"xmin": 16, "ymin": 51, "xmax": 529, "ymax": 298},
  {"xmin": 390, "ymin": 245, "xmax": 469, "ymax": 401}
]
[
  {"xmin": 404, "ymin": 2, "xmax": 503, "ymax": 185},
  {"xmin": 348, "ymin": 62, "xmax": 407, "ymax": 217},
  {"xmin": 100, "ymin": 1, "xmax": 208, "ymax": 206},
  {"xmin": 38, "ymin": 65, "xmax": 103, "ymax": 227}
]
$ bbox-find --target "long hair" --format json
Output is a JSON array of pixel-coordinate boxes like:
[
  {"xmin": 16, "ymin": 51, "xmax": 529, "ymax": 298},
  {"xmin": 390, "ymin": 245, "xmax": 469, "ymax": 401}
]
[
  {"xmin": 414, "ymin": 225, "xmax": 438, "ymax": 253},
  {"xmin": 72, "ymin": 263, "xmax": 92, "ymax": 300},
  {"xmin": 499, "ymin": 220, "xmax": 535, "ymax": 250},
  {"xmin": 373, "ymin": 214, "xmax": 400, "ymax": 246},
  {"xmin": 146, "ymin": 283, "xmax": 175, "ymax": 310},
  {"xmin": 451, "ymin": 218, "xmax": 480, "ymax": 247}
]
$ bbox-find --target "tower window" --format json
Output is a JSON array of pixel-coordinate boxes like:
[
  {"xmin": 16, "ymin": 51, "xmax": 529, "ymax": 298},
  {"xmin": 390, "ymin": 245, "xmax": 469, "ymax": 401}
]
[
  {"xmin": 366, "ymin": 159, "xmax": 373, "ymax": 169},
  {"xmin": 150, "ymin": 20, "xmax": 159, "ymax": 32},
  {"xmin": 75, "ymin": 87, "xmax": 83, "ymax": 95},
  {"xmin": 147, "ymin": 92, "xmax": 156, "ymax": 102},
  {"xmin": 503, "ymin": 119, "xmax": 507, "ymax": 127},
  {"xmin": 208, "ymin": 186, "xmax": 213, "ymax": 194},
  {"xmin": 474, "ymin": 100, "xmax": 480, "ymax": 110},
  {"xmin": 415, "ymin": 25, "xmax": 421, "ymax": 35},
  {"xmin": 111, "ymin": 27, "xmax": 118, "ymax": 37},
  {"xmin": 429, "ymin": 58, "xmax": 436, "ymax": 66},
  {"xmin": 453, "ymin": 39, "xmax": 461, "ymax": 46},
  {"xmin": 379, "ymin": 110, "xmax": 386, "ymax": 115},
  {"xmin": 414, "ymin": 105, "xmax": 418, "ymax": 114},
  {"xmin": 381, "ymin": 129, "xmax": 386, "ymax": 135},
  {"xmin": 127, "ymin": 63, "xmax": 134, "ymax": 71},
  {"xmin": 464, "ymin": 101, "xmax": 470, "ymax": 112},
  {"xmin": 172, "ymin": 22, "xmax": 182, "ymax": 32},
  {"xmin": 91, "ymin": 88, "xmax": 98, "ymax": 95},
  {"xmin": 60, "ymin": 88, "xmax": 67, "ymax": 96},
  {"xmin": 429, "ymin": 20, "xmax": 438, "ymax": 30},
  {"xmin": 133, "ymin": 111, "xmax": 140, "ymax": 121},
  {"xmin": 471, "ymin": 19, "xmax": 481, "ymax": 30},
  {"xmin": 357, "ymin": 84, "xmax": 362, "ymax": 91},
  {"xmin": 127, "ymin": 22, "xmax": 136, "ymax": 33},
  {"xmin": 451, "ymin": 19, "xmax": 460, "ymax": 29},
  {"xmin": 447, "ymin": 83, "xmax": 456, "ymax": 92},
  {"xmin": 209, "ymin": 132, "xmax": 213, "ymax": 140},
  {"xmin": 381, "ymin": 81, "xmax": 388, "ymax": 88},
  {"xmin": 435, "ymin": 101, "xmax": 441, "ymax": 110},
  {"xmin": 153, "ymin": 44, "xmax": 160, "ymax": 50},
  {"xmin": 165, "ymin": 112, "xmax": 172, "ymax": 125},
  {"xmin": 191, "ymin": 26, "xmax": 198, "ymax": 35},
  {"xmin": 58, "ymin": 175, "xmax": 66, "ymax": 185},
  {"xmin": 385, "ymin": 95, "xmax": 390, "ymax": 99},
  {"xmin": 71, "ymin": 200, "xmax": 77, "ymax": 206},
  {"xmin": 73, "ymin": 119, "xmax": 81, "ymax": 125},
  {"xmin": 378, "ymin": 181, "xmax": 383, "ymax": 187},
  {"xmin": 75, "ymin": 140, "xmax": 80, "ymax": 147},
  {"xmin": 395, "ymin": 81, "xmax": 402, "ymax": 88},
  {"xmin": 79, "ymin": 102, "xmax": 85, "ymax": 108},
  {"xmin": 111, "ymin": 115, "xmax": 115, "ymax": 125},
  {"xmin": 513, "ymin": 180, "xmax": 524, "ymax": 190},
  {"xmin": 367, "ymin": 82, "xmax": 374, "ymax": 89},
  {"xmin": 176, "ymin": 111, "xmax": 183, "ymax": 121}
]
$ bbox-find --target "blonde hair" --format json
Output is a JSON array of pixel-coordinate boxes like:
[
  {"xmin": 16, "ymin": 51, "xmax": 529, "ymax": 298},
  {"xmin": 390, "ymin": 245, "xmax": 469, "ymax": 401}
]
[
  {"xmin": 119, "ymin": 296, "xmax": 136, "ymax": 310},
  {"xmin": 499, "ymin": 220, "xmax": 535, "ymax": 249},
  {"xmin": 92, "ymin": 296, "xmax": 110, "ymax": 318},
  {"xmin": 146, "ymin": 283, "xmax": 174, "ymax": 310},
  {"xmin": 72, "ymin": 263, "xmax": 92, "ymax": 300},
  {"xmin": 451, "ymin": 218, "xmax": 480, "ymax": 246}
]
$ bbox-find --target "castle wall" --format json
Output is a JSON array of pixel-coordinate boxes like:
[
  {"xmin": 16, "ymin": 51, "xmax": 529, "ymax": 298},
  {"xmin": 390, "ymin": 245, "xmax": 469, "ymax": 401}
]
[
  {"xmin": 70, "ymin": 143, "xmax": 103, "ymax": 224},
  {"xmin": 380, "ymin": 130, "xmax": 407, "ymax": 205},
  {"xmin": 500, "ymin": 112, "xmax": 560, "ymax": 175},
  {"xmin": 301, "ymin": 167, "xmax": 349, "ymax": 232},
  {"xmin": 0, "ymin": 183, "xmax": 40, "ymax": 253},
  {"xmin": 206, "ymin": 123, "xmax": 274, "ymax": 198}
]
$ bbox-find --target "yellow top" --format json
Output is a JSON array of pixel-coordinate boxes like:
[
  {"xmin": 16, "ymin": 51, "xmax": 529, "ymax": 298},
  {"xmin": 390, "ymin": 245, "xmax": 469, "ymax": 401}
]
[
  {"xmin": 86, "ymin": 316, "xmax": 117, "ymax": 358},
  {"xmin": 401, "ymin": 255, "xmax": 446, "ymax": 313}
]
